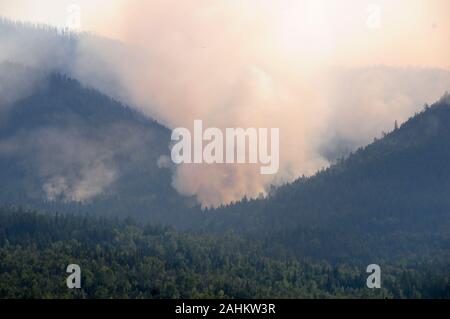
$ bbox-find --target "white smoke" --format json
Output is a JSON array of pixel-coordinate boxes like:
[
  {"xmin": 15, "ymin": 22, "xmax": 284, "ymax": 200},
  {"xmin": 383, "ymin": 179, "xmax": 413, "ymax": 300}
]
[{"xmin": 1, "ymin": 0, "xmax": 450, "ymax": 206}]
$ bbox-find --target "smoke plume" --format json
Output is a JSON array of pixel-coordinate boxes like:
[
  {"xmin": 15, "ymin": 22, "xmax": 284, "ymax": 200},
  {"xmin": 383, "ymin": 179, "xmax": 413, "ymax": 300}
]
[{"xmin": 1, "ymin": 0, "xmax": 450, "ymax": 206}]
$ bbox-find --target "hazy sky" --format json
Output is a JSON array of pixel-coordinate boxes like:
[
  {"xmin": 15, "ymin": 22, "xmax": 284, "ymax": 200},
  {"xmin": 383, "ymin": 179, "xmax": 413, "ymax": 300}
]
[
  {"xmin": 1, "ymin": 0, "xmax": 449, "ymax": 69},
  {"xmin": 1, "ymin": 0, "xmax": 450, "ymax": 206}
]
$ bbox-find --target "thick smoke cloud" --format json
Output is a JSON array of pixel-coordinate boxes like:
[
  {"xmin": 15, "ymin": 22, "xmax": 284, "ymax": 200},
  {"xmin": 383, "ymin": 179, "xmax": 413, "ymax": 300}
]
[
  {"xmin": 1, "ymin": 0, "xmax": 450, "ymax": 206},
  {"xmin": 92, "ymin": 0, "xmax": 450, "ymax": 206}
]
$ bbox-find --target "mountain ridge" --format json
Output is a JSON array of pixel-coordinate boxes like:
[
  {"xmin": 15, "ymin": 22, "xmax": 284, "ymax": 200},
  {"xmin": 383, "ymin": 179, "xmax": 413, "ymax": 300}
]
[
  {"xmin": 190, "ymin": 93, "xmax": 450, "ymax": 263},
  {"xmin": 0, "ymin": 62, "xmax": 196, "ymax": 224}
]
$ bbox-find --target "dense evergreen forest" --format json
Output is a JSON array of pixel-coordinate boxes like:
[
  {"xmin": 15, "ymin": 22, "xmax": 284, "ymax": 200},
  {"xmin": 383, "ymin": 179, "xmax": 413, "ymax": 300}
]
[{"xmin": 0, "ymin": 207, "xmax": 448, "ymax": 299}]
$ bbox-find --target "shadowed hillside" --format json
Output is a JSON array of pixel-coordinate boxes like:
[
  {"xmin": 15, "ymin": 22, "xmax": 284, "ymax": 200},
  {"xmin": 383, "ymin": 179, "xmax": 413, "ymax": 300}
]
[
  {"xmin": 194, "ymin": 94, "xmax": 450, "ymax": 263},
  {"xmin": 0, "ymin": 63, "xmax": 196, "ymax": 224}
]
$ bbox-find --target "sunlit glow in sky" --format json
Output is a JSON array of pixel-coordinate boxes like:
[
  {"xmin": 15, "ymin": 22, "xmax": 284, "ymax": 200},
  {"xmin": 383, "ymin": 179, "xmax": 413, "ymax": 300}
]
[
  {"xmin": 1, "ymin": 0, "xmax": 449, "ymax": 205},
  {"xmin": 1, "ymin": 0, "xmax": 449, "ymax": 68}
]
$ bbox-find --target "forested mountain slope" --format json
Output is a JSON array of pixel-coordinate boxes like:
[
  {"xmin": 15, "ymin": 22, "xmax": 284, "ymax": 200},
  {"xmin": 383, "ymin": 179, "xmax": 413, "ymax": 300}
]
[
  {"xmin": 1, "ymin": 207, "xmax": 448, "ymax": 298},
  {"xmin": 2, "ymin": 60, "xmax": 449, "ymax": 265},
  {"xmin": 0, "ymin": 63, "xmax": 195, "ymax": 224},
  {"xmin": 195, "ymin": 94, "xmax": 450, "ymax": 263}
]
